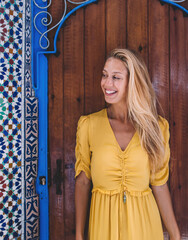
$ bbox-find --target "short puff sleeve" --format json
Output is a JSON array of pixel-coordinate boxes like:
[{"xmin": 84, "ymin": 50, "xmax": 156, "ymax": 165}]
[
  {"xmin": 75, "ymin": 115, "xmax": 91, "ymax": 180},
  {"xmin": 150, "ymin": 116, "xmax": 170, "ymax": 186}
]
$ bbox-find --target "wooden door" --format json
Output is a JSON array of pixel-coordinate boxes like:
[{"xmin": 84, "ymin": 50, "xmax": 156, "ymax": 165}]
[
  {"xmin": 47, "ymin": 0, "xmax": 188, "ymax": 239},
  {"xmin": 48, "ymin": 1, "xmax": 106, "ymax": 239}
]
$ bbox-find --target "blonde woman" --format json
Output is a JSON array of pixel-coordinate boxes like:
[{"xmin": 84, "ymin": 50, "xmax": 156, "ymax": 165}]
[{"xmin": 75, "ymin": 49, "xmax": 180, "ymax": 240}]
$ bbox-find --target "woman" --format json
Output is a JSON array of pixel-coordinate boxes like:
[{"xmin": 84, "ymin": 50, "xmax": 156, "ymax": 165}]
[{"xmin": 75, "ymin": 49, "xmax": 180, "ymax": 240}]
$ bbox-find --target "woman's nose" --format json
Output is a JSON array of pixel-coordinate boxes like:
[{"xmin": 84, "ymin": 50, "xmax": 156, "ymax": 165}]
[{"xmin": 105, "ymin": 76, "xmax": 113, "ymax": 86}]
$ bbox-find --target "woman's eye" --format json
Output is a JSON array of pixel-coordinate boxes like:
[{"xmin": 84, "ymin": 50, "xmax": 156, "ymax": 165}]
[
  {"xmin": 113, "ymin": 76, "xmax": 120, "ymax": 80},
  {"xmin": 102, "ymin": 73, "xmax": 107, "ymax": 78}
]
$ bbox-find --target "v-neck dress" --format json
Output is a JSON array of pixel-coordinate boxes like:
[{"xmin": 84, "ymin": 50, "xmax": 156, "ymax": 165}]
[{"xmin": 75, "ymin": 109, "xmax": 170, "ymax": 240}]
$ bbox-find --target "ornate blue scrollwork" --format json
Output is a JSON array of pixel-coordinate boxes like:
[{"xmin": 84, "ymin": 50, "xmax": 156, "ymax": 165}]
[
  {"xmin": 33, "ymin": 0, "xmax": 98, "ymax": 50},
  {"xmin": 32, "ymin": 0, "xmax": 98, "ymax": 90},
  {"xmin": 159, "ymin": 0, "xmax": 188, "ymax": 15}
]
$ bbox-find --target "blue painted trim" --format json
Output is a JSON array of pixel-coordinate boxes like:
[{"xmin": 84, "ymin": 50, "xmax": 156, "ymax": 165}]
[
  {"xmin": 32, "ymin": 1, "xmax": 49, "ymax": 240},
  {"xmin": 35, "ymin": 54, "xmax": 49, "ymax": 240},
  {"xmin": 32, "ymin": 1, "xmax": 97, "ymax": 240},
  {"xmin": 160, "ymin": 0, "xmax": 188, "ymax": 15}
]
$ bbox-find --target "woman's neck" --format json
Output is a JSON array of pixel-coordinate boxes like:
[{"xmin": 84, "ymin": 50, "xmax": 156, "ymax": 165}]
[{"xmin": 107, "ymin": 104, "xmax": 129, "ymax": 124}]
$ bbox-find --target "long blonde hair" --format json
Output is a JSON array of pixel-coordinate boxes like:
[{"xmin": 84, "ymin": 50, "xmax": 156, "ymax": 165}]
[{"xmin": 108, "ymin": 48, "xmax": 165, "ymax": 175}]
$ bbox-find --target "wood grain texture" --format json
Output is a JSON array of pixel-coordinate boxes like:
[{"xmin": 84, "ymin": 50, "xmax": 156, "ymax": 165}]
[
  {"xmin": 48, "ymin": 1, "xmax": 65, "ymax": 239},
  {"xmin": 149, "ymin": 0, "xmax": 169, "ymax": 118},
  {"xmin": 106, "ymin": 0, "xmax": 127, "ymax": 54},
  {"xmin": 149, "ymin": 2, "xmax": 170, "ymax": 238},
  {"xmin": 63, "ymin": 8, "xmax": 85, "ymax": 240},
  {"xmin": 170, "ymin": 7, "xmax": 188, "ymax": 238},
  {"xmin": 127, "ymin": 0, "xmax": 148, "ymax": 65},
  {"xmin": 84, "ymin": 0, "xmax": 106, "ymax": 114}
]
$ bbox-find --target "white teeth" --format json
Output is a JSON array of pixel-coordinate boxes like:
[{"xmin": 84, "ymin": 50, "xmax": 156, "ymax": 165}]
[{"xmin": 106, "ymin": 90, "xmax": 116, "ymax": 94}]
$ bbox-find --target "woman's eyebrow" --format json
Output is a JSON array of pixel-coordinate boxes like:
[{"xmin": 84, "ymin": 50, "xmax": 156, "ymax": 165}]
[
  {"xmin": 112, "ymin": 71, "xmax": 123, "ymax": 74},
  {"xmin": 103, "ymin": 69, "xmax": 123, "ymax": 75}
]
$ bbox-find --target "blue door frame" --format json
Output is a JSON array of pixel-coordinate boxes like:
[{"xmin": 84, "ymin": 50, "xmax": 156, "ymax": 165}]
[{"xmin": 31, "ymin": 1, "xmax": 98, "ymax": 239}]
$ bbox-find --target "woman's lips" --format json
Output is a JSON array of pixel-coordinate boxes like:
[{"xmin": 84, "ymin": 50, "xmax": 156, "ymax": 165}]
[{"xmin": 105, "ymin": 89, "xmax": 117, "ymax": 96}]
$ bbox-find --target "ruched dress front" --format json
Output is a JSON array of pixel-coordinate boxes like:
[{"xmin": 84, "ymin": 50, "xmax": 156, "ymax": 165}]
[{"xmin": 75, "ymin": 109, "xmax": 170, "ymax": 240}]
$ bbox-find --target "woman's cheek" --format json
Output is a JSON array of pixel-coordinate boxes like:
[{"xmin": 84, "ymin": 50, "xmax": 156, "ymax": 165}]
[{"xmin": 101, "ymin": 79, "xmax": 105, "ymax": 91}]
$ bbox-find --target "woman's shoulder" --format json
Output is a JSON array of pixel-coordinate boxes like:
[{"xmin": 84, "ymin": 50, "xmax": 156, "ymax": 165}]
[
  {"xmin": 79, "ymin": 108, "xmax": 106, "ymax": 121},
  {"xmin": 77, "ymin": 108, "xmax": 106, "ymax": 126},
  {"xmin": 158, "ymin": 115, "xmax": 169, "ymax": 129},
  {"xmin": 158, "ymin": 115, "xmax": 170, "ymax": 141},
  {"xmin": 89, "ymin": 108, "xmax": 106, "ymax": 119}
]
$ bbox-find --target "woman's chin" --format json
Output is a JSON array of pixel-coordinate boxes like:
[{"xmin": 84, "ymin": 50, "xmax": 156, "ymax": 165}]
[{"xmin": 104, "ymin": 98, "xmax": 116, "ymax": 105}]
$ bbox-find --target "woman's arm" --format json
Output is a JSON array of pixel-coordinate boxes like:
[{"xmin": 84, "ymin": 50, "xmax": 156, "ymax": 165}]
[
  {"xmin": 152, "ymin": 183, "xmax": 180, "ymax": 240},
  {"xmin": 75, "ymin": 171, "xmax": 92, "ymax": 240}
]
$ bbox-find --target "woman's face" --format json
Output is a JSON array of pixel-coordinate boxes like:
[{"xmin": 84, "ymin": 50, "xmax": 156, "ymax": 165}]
[{"xmin": 101, "ymin": 57, "xmax": 129, "ymax": 106}]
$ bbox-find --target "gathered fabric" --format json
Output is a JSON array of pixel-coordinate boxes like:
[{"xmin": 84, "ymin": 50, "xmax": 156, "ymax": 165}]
[{"xmin": 75, "ymin": 108, "xmax": 170, "ymax": 240}]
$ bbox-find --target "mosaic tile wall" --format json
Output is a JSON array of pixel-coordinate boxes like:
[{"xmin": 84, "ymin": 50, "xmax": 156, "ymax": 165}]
[
  {"xmin": 0, "ymin": 0, "xmax": 23, "ymax": 238},
  {"xmin": 0, "ymin": 0, "xmax": 40, "ymax": 239}
]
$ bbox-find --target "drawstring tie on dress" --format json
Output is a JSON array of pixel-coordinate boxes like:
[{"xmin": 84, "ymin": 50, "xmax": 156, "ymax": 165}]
[{"xmin": 123, "ymin": 191, "xmax": 126, "ymax": 203}]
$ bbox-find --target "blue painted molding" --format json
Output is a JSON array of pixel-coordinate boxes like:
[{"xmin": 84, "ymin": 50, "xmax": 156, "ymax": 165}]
[
  {"xmin": 31, "ymin": 1, "xmax": 98, "ymax": 239},
  {"xmin": 159, "ymin": 0, "xmax": 188, "ymax": 15}
]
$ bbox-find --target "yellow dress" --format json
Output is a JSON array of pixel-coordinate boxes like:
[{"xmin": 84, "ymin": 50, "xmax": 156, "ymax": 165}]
[{"xmin": 75, "ymin": 109, "xmax": 170, "ymax": 240}]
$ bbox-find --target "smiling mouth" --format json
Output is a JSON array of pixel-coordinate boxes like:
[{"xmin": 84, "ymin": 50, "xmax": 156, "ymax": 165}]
[{"xmin": 105, "ymin": 89, "xmax": 117, "ymax": 95}]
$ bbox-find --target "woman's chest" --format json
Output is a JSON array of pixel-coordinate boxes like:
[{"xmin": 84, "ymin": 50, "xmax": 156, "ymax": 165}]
[
  {"xmin": 90, "ymin": 140, "xmax": 151, "ymax": 189},
  {"xmin": 108, "ymin": 118, "xmax": 136, "ymax": 151}
]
